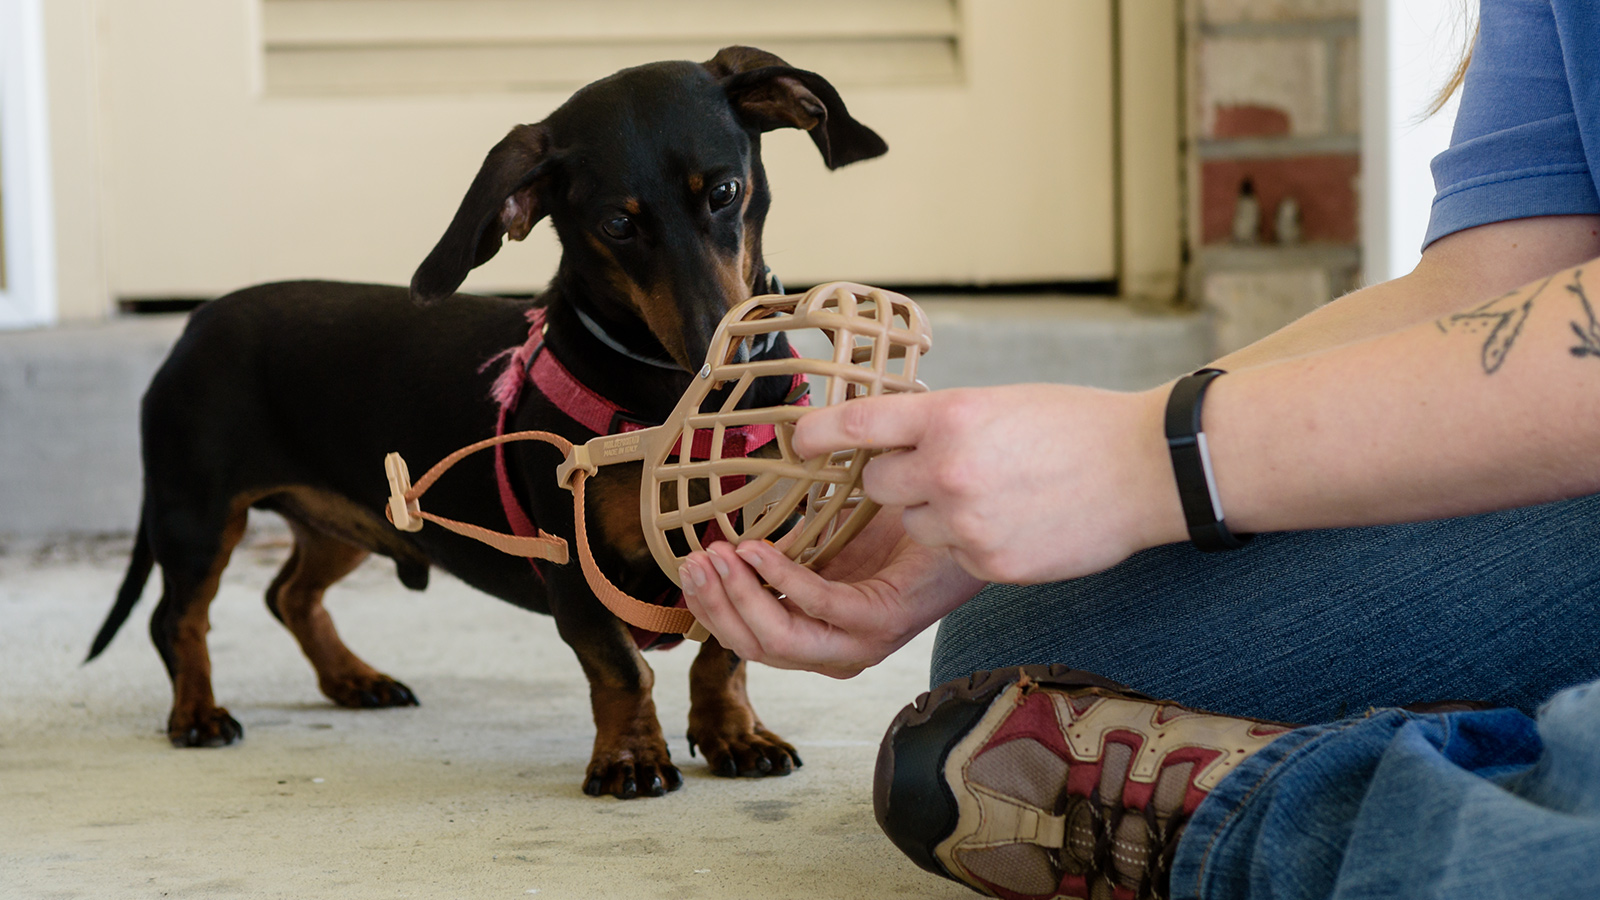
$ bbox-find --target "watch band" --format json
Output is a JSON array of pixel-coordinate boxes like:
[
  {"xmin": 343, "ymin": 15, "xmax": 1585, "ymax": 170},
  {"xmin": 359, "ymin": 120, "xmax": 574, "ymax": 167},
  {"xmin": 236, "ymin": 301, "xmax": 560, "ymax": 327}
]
[{"xmin": 1164, "ymin": 368, "xmax": 1252, "ymax": 552}]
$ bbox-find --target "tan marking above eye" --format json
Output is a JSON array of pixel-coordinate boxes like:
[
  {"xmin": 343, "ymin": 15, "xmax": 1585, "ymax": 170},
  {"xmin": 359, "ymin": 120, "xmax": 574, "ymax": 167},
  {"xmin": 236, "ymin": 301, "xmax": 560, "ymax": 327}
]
[
  {"xmin": 623, "ymin": 198, "xmax": 641, "ymax": 215},
  {"xmin": 688, "ymin": 174, "xmax": 704, "ymax": 194}
]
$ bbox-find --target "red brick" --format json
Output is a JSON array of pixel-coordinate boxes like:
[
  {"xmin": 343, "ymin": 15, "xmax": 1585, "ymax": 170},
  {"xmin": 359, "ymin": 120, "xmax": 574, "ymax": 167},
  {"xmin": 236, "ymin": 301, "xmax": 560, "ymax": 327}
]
[
  {"xmin": 1201, "ymin": 155, "xmax": 1360, "ymax": 244},
  {"xmin": 1213, "ymin": 104, "xmax": 1292, "ymax": 139}
]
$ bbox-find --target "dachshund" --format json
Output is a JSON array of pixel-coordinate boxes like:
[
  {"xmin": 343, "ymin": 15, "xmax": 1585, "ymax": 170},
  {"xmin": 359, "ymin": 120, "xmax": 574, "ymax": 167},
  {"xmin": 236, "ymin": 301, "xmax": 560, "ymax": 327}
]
[{"xmin": 86, "ymin": 46, "xmax": 886, "ymax": 799}]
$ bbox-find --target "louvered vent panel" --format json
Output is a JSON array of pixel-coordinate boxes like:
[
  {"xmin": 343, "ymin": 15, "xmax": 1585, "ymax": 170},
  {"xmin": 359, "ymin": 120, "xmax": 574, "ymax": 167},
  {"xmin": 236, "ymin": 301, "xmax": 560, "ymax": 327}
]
[{"xmin": 261, "ymin": 0, "xmax": 963, "ymax": 95}]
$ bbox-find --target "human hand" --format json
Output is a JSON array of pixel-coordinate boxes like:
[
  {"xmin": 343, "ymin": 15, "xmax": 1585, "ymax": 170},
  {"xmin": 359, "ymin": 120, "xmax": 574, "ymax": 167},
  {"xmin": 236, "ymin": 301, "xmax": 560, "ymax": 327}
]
[
  {"xmin": 793, "ymin": 384, "xmax": 1187, "ymax": 584},
  {"xmin": 679, "ymin": 510, "xmax": 986, "ymax": 678}
]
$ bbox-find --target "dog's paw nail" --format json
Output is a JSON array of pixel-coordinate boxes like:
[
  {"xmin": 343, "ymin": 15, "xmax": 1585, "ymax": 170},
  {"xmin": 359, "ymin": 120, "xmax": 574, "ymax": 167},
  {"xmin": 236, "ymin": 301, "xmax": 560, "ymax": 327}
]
[
  {"xmin": 686, "ymin": 736, "xmax": 698, "ymax": 758},
  {"xmin": 584, "ymin": 777, "xmax": 603, "ymax": 796},
  {"xmin": 665, "ymin": 767, "xmax": 683, "ymax": 791},
  {"xmin": 755, "ymin": 756, "xmax": 773, "ymax": 774},
  {"xmin": 790, "ymin": 750, "xmax": 803, "ymax": 768},
  {"xmin": 620, "ymin": 778, "xmax": 638, "ymax": 799},
  {"xmin": 716, "ymin": 757, "xmax": 738, "ymax": 778},
  {"xmin": 358, "ymin": 691, "xmax": 379, "ymax": 707},
  {"xmin": 645, "ymin": 773, "xmax": 665, "ymax": 796}
]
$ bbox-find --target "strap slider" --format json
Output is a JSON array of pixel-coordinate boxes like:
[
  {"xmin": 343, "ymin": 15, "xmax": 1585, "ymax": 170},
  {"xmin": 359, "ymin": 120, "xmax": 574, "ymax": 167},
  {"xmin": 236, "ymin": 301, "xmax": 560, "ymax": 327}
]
[
  {"xmin": 384, "ymin": 452, "xmax": 424, "ymax": 532},
  {"xmin": 557, "ymin": 431, "xmax": 654, "ymax": 490},
  {"xmin": 555, "ymin": 444, "xmax": 595, "ymax": 491}
]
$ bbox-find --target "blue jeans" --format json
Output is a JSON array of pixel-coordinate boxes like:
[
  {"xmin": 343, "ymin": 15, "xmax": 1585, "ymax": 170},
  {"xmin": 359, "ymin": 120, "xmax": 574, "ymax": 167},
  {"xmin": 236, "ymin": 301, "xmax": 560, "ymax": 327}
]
[
  {"xmin": 929, "ymin": 494, "xmax": 1600, "ymax": 897},
  {"xmin": 932, "ymin": 494, "xmax": 1600, "ymax": 722},
  {"xmin": 1172, "ymin": 682, "xmax": 1600, "ymax": 898}
]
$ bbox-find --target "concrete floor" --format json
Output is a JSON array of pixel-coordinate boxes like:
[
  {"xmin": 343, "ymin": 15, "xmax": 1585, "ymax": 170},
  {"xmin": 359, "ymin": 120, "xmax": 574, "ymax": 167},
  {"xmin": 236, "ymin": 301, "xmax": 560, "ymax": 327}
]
[{"xmin": 0, "ymin": 526, "xmax": 972, "ymax": 900}]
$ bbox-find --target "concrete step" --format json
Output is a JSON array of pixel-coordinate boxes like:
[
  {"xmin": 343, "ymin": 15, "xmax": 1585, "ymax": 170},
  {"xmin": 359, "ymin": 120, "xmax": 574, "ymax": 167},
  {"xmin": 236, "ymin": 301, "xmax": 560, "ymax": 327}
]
[
  {"xmin": 898, "ymin": 296, "xmax": 1212, "ymax": 391},
  {"xmin": 0, "ymin": 297, "xmax": 1211, "ymax": 536},
  {"xmin": 1, "ymin": 314, "xmax": 187, "ymax": 536}
]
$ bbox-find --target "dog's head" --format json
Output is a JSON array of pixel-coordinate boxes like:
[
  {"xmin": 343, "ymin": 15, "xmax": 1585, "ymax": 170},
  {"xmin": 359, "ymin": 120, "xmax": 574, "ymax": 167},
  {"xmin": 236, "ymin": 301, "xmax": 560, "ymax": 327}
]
[{"xmin": 410, "ymin": 46, "xmax": 887, "ymax": 370}]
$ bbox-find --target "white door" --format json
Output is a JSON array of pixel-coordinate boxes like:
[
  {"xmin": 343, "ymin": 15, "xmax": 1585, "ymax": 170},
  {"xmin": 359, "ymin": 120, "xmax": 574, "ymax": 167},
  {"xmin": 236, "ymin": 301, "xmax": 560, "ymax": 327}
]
[{"xmin": 63, "ymin": 0, "xmax": 1121, "ymax": 301}]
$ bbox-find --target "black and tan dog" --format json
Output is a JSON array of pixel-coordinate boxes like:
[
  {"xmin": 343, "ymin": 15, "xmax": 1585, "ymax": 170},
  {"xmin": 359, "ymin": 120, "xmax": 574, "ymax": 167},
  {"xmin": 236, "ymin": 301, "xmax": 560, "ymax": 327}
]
[{"xmin": 86, "ymin": 47, "xmax": 886, "ymax": 799}]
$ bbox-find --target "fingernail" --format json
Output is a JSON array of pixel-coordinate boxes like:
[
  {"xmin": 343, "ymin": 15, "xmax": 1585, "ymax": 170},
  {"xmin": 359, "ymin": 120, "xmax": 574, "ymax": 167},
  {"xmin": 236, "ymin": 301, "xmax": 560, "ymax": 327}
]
[
  {"xmin": 678, "ymin": 566, "xmax": 697, "ymax": 596},
  {"xmin": 734, "ymin": 543, "xmax": 763, "ymax": 566},
  {"xmin": 709, "ymin": 554, "xmax": 730, "ymax": 578},
  {"xmin": 689, "ymin": 561, "xmax": 708, "ymax": 587}
]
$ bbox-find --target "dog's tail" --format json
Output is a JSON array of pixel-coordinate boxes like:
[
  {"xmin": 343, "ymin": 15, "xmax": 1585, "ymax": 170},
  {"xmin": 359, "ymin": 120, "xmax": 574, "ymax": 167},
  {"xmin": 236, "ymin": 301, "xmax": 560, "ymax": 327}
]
[{"xmin": 86, "ymin": 512, "xmax": 154, "ymax": 663}]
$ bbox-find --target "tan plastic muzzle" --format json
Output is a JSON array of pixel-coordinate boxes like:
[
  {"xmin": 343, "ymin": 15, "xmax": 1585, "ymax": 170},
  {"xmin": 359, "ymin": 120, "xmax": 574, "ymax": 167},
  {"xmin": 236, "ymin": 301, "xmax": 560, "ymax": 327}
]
[
  {"xmin": 640, "ymin": 282, "xmax": 931, "ymax": 578},
  {"xmin": 384, "ymin": 282, "xmax": 932, "ymax": 641}
]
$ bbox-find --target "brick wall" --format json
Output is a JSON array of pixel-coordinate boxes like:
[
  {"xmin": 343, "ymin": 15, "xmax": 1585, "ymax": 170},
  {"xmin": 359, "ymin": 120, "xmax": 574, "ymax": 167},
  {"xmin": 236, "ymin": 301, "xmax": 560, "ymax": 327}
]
[{"xmin": 1188, "ymin": 0, "xmax": 1363, "ymax": 355}]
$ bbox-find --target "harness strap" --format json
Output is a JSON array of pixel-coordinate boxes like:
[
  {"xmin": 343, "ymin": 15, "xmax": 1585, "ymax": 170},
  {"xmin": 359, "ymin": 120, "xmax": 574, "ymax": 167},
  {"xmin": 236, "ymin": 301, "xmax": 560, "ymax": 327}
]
[{"xmin": 384, "ymin": 430, "xmax": 703, "ymax": 639}]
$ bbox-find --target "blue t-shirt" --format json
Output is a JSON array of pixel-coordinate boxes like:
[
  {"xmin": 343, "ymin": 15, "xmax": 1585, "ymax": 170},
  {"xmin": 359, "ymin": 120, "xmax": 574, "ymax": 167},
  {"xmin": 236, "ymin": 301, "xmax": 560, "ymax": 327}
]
[{"xmin": 1426, "ymin": 0, "xmax": 1600, "ymax": 247}]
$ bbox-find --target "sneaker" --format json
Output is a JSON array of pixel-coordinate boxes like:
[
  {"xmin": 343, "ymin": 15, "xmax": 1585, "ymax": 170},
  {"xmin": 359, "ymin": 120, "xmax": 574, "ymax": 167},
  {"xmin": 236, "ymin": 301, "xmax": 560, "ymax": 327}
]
[{"xmin": 873, "ymin": 665, "xmax": 1295, "ymax": 900}]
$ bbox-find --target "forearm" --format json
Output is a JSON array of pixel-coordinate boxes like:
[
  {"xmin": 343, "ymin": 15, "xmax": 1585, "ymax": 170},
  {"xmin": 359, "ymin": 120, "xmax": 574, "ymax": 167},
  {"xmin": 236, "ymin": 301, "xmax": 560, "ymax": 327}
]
[
  {"xmin": 1215, "ymin": 216, "xmax": 1600, "ymax": 370},
  {"xmin": 1213, "ymin": 269, "xmax": 1466, "ymax": 370},
  {"xmin": 1198, "ymin": 258, "xmax": 1600, "ymax": 534}
]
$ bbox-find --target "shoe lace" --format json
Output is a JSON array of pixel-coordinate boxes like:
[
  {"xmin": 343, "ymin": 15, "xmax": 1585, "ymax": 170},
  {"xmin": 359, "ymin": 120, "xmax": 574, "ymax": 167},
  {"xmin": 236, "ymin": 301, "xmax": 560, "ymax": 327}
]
[{"xmin": 1079, "ymin": 785, "xmax": 1189, "ymax": 900}]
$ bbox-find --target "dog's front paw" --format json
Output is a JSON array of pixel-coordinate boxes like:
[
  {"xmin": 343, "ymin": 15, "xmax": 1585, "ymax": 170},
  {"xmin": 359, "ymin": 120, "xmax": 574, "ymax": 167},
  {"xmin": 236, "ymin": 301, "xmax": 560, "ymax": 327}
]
[
  {"xmin": 687, "ymin": 721, "xmax": 802, "ymax": 778},
  {"xmin": 583, "ymin": 746, "xmax": 684, "ymax": 800},
  {"xmin": 167, "ymin": 707, "xmax": 244, "ymax": 748},
  {"xmin": 320, "ymin": 673, "xmax": 420, "ymax": 709}
]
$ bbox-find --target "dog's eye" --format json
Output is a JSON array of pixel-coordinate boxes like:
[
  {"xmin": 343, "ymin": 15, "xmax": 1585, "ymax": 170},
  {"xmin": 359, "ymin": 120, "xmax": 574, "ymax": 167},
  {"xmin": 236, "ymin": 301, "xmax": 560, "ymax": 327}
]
[
  {"xmin": 601, "ymin": 216, "xmax": 635, "ymax": 240},
  {"xmin": 709, "ymin": 180, "xmax": 740, "ymax": 210}
]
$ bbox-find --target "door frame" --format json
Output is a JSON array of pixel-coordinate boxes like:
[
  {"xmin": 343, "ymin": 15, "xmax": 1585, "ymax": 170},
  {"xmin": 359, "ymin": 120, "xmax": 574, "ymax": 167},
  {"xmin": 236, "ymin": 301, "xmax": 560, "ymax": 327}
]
[
  {"xmin": 1361, "ymin": 0, "xmax": 1464, "ymax": 285},
  {"xmin": 1116, "ymin": 0, "xmax": 1184, "ymax": 304},
  {"xmin": 0, "ymin": 0, "xmax": 57, "ymax": 329}
]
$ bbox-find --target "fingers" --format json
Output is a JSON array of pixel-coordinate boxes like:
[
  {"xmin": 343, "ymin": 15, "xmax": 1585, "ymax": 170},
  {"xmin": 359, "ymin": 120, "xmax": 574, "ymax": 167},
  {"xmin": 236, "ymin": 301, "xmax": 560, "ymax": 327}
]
[
  {"xmin": 730, "ymin": 541, "xmax": 843, "ymax": 623},
  {"xmin": 679, "ymin": 548, "xmax": 779, "ymax": 663},
  {"xmin": 793, "ymin": 393, "xmax": 933, "ymax": 459},
  {"xmin": 898, "ymin": 503, "xmax": 955, "ymax": 551},
  {"xmin": 858, "ymin": 448, "xmax": 930, "ymax": 508},
  {"xmin": 678, "ymin": 542, "xmax": 871, "ymax": 678}
]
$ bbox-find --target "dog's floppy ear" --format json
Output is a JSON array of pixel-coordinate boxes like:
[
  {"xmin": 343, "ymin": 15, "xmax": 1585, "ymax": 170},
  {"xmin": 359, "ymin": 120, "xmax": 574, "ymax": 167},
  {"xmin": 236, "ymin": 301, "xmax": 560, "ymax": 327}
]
[
  {"xmin": 411, "ymin": 124, "xmax": 555, "ymax": 304},
  {"xmin": 703, "ymin": 46, "xmax": 888, "ymax": 170}
]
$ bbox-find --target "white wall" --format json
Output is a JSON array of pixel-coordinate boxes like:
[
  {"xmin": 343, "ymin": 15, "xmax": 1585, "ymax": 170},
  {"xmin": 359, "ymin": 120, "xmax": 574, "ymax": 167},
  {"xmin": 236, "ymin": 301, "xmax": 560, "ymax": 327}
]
[{"xmin": 1361, "ymin": 0, "xmax": 1469, "ymax": 285}]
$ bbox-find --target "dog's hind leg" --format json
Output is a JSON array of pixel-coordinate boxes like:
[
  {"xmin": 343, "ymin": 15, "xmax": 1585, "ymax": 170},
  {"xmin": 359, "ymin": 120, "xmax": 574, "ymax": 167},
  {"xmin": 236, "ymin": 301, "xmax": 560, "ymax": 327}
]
[
  {"xmin": 265, "ymin": 521, "xmax": 418, "ymax": 709},
  {"xmin": 687, "ymin": 638, "xmax": 801, "ymax": 777},
  {"xmin": 149, "ymin": 502, "xmax": 251, "ymax": 747}
]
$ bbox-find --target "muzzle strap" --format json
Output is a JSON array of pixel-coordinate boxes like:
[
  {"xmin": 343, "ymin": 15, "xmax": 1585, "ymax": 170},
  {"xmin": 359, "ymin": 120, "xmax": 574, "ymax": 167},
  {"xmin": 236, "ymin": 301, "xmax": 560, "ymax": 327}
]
[{"xmin": 384, "ymin": 431, "xmax": 706, "ymax": 640}]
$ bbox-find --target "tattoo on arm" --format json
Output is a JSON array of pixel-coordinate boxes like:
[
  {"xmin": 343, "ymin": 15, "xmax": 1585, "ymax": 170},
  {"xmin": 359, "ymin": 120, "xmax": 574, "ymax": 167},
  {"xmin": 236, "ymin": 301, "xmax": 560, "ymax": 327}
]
[
  {"xmin": 1567, "ymin": 270, "xmax": 1600, "ymax": 360},
  {"xmin": 1435, "ymin": 277, "xmax": 1549, "ymax": 374}
]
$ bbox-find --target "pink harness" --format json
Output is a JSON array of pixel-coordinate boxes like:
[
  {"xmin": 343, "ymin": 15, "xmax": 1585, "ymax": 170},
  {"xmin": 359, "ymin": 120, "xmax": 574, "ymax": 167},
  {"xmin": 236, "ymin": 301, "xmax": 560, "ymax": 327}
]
[{"xmin": 482, "ymin": 307, "xmax": 807, "ymax": 649}]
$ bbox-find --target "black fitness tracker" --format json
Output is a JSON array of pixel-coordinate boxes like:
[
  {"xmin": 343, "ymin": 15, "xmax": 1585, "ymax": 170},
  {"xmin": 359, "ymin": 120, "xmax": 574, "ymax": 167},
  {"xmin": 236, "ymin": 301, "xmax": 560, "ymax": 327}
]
[{"xmin": 1164, "ymin": 368, "xmax": 1252, "ymax": 552}]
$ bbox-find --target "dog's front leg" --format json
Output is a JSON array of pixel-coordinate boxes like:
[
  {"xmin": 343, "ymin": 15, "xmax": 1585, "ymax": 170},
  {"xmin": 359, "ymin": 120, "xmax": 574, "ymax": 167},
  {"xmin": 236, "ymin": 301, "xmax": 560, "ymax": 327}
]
[
  {"xmin": 687, "ymin": 638, "xmax": 801, "ymax": 778},
  {"xmin": 547, "ymin": 572, "xmax": 682, "ymax": 799}
]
